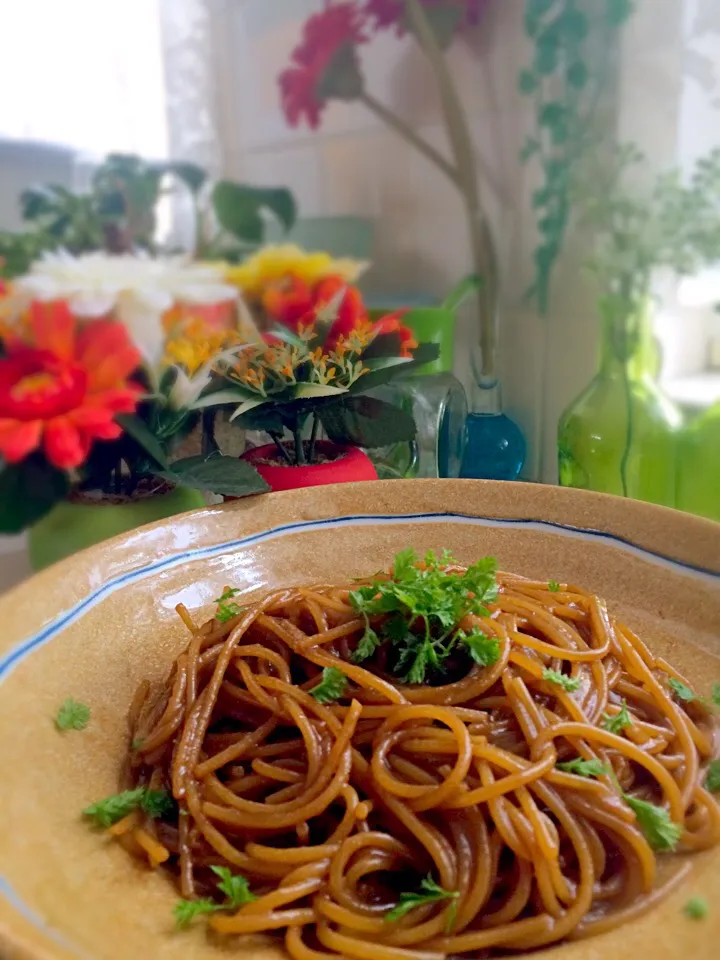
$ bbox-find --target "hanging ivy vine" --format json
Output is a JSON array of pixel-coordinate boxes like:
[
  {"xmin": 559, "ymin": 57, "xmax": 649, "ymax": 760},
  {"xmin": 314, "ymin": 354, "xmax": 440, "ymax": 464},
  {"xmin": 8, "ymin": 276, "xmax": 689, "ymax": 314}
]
[{"xmin": 519, "ymin": 0, "xmax": 636, "ymax": 315}]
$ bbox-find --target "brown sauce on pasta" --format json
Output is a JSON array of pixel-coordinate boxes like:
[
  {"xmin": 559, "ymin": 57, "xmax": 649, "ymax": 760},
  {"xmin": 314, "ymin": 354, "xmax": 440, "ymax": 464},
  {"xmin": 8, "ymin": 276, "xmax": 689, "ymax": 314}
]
[{"xmin": 120, "ymin": 562, "xmax": 720, "ymax": 959}]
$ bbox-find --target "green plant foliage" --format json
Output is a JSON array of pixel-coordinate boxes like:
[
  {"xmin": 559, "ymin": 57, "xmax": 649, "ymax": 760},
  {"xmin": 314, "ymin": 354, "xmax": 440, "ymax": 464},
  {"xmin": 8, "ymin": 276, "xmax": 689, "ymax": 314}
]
[
  {"xmin": 519, "ymin": 0, "xmax": 636, "ymax": 314},
  {"xmin": 319, "ymin": 396, "xmax": 417, "ymax": 448},
  {"xmin": 211, "ymin": 182, "xmax": 297, "ymax": 248},
  {"xmin": 162, "ymin": 454, "xmax": 270, "ymax": 497},
  {"xmin": 0, "ymin": 456, "xmax": 70, "ymax": 534}
]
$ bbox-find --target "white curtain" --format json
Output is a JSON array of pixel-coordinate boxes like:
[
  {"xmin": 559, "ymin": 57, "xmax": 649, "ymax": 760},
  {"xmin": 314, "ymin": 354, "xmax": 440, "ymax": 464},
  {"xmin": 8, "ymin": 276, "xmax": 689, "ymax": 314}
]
[{"xmin": 0, "ymin": 0, "xmax": 168, "ymax": 159}]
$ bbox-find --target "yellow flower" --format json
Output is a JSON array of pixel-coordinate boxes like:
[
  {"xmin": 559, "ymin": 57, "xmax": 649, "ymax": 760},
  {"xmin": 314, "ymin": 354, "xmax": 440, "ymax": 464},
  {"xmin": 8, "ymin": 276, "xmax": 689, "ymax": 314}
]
[
  {"xmin": 224, "ymin": 245, "xmax": 369, "ymax": 301},
  {"xmin": 163, "ymin": 317, "xmax": 241, "ymax": 377}
]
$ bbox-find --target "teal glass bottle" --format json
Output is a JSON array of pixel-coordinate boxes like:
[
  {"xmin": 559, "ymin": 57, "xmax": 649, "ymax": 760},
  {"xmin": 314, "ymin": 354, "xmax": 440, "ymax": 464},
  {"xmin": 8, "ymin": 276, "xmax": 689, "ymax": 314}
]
[{"xmin": 558, "ymin": 300, "xmax": 681, "ymax": 506}]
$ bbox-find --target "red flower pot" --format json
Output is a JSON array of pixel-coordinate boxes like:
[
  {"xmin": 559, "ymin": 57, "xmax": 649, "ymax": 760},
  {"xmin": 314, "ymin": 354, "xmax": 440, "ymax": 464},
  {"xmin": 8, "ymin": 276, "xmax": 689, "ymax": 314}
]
[{"xmin": 241, "ymin": 441, "xmax": 378, "ymax": 493}]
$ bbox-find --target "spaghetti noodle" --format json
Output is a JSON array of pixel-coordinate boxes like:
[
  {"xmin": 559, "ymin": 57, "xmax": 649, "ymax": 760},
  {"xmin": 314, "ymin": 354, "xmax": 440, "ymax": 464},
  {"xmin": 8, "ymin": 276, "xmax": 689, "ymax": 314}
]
[{"xmin": 117, "ymin": 551, "xmax": 720, "ymax": 958}]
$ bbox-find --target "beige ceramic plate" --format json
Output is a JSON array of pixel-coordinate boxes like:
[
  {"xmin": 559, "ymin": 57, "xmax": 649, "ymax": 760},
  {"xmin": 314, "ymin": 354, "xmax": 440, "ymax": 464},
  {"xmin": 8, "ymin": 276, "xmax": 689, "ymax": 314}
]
[{"xmin": 0, "ymin": 480, "xmax": 719, "ymax": 960}]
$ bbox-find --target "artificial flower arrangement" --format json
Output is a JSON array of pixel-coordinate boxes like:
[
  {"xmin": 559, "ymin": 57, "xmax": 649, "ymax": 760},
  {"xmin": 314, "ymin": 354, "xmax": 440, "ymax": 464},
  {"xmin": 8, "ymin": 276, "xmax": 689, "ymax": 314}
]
[
  {"xmin": 0, "ymin": 246, "xmax": 437, "ymax": 542},
  {"xmin": 193, "ymin": 244, "xmax": 439, "ymax": 481}
]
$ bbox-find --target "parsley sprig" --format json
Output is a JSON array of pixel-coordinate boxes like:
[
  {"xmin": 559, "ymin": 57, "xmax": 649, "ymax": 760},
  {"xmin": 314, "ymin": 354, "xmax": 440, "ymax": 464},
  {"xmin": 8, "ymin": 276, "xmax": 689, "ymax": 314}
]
[
  {"xmin": 542, "ymin": 668, "xmax": 581, "ymax": 693},
  {"xmin": 55, "ymin": 698, "xmax": 91, "ymax": 731},
  {"xmin": 705, "ymin": 759, "xmax": 720, "ymax": 793},
  {"xmin": 83, "ymin": 787, "xmax": 174, "ymax": 828},
  {"xmin": 349, "ymin": 549, "xmax": 498, "ymax": 684},
  {"xmin": 557, "ymin": 757, "xmax": 608, "ymax": 778},
  {"xmin": 548, "ymin": 580, "xmax": 561, "ymax": 593},
  {"xmin": 385, "ymin": 875, "xmax": 459, "ymax": 931},
  {"xmin": 215, "ymin": 587, "xmax": 242, "ymax": 623},
  {"xmin": 309, "ymin": 667, "xmax": 348, "ymax": 704},
  {"xmin": 683, "ymin": 897, "xmax": 709, "ymax": 920},
  {"xmin": 602, "ymin": 699, "xmax": 633, "ymax": 734},
  {"xmin": 174, "ymin": 866, "xmax": 256, "ymax": 928}
]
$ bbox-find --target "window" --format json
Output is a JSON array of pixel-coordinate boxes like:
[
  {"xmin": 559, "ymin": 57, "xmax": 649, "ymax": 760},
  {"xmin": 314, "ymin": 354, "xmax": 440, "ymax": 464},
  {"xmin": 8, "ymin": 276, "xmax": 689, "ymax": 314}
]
[{"xmin": 0, "ymin": 0, "xmax": 168, "ymax": 159}]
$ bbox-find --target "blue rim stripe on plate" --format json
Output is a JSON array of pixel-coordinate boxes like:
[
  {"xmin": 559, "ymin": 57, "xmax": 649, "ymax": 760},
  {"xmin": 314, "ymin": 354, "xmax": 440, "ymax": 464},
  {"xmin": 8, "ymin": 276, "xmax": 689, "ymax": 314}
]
[
  {"xmin": 1, "ymin": 511, "xmax": 718, "ymax": 687},
  {"xmin": 0, "ymin": 509, "xmax": 718, "ymax": 955}
]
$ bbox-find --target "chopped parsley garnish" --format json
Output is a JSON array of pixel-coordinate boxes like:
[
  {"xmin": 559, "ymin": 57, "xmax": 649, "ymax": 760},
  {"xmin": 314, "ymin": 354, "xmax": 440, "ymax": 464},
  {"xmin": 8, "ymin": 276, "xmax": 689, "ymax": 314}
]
[
  {"xmin": 705, "ymin": 759, "xmax": 720, "ymax": 793},
  {"xmin": 683, "ymin": 897, "xmax": 708, "ymax": 920},
  {"xmin": 557, "ymin": 757, "xmax": 607, "ymax": 778},
  {"xmin": 542, "ymin": 668, "xmax": 581, "ymax": 693},
  {"xmin": 623, "ymin": 794, "xmax": 682, "ymax": 851},
  {"xmin": 352, "ymin": 621, "xmax": 381, "ymax": 663},
  {"xmin": 457, "ymin": 628, "xmax": 501, "ymax": 667},
  {"xmin": 174, "ymin": 866, "xmax": 256, "ymax": 928},
  {"xmin": 668, "ymin": 677, "xmax": 696, "ymax": 702},
  {"xmin": 83, "ymin": 787, "xmax": 174, "ymax": 828},
  {"xmin": 602, "ymin": 699, "xmax": 632, "ymax": 734},
  {"xmin": 548, "ymin": 580, "xmax": 561, "ymax": 592},
  {"xmin": 711, "ymin": 682, "xmax": 720, "ymax": 707},
  {"xmin": 55, "ymin": 698, "xmax": 90, "ymax": 731},
  {"xmin": 309, "ymin": 667, "xmax": 348, "ymax": 704},
  {"xmin": 385, "ymin": 875, "xmax": 459, "ymax": 930},
  {"xmin": 215, "ymin": 587, "xmax": 242, "ymax": 623},
  {"xmin": 349, "ymin": 548, "xmax": 498, "ymax": 685}
]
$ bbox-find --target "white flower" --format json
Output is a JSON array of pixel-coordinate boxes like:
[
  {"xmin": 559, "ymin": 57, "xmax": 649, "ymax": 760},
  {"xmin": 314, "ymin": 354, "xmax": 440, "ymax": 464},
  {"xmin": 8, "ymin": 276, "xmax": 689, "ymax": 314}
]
[{"xmin": 12, "ymin": 251, "xmax": 240, "ymax": 367}]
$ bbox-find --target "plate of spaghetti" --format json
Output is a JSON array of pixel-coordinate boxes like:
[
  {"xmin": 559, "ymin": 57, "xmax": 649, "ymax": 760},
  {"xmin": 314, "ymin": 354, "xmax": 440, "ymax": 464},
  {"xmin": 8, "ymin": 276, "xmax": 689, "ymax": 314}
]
[{"xmin": 0, "ymin": 480, "xmax": 718, "ymax": 960}]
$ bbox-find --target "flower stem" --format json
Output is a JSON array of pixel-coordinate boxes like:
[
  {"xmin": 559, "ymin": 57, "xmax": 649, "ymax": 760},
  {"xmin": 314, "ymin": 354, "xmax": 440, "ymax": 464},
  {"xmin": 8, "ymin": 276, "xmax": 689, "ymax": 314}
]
[
  {"xmin": 308, "ymin": 414, "xmax": 320, "ymax": 464},
  {"xmin": 293, "ymin": 421, "xmax": 305, "ymax": 466},
  {"xmin": 269, "ymin": 431, "xmax": 293, "ymax": 466},
  {"xmin": 359, "ymin": 91, "xmax": 461, "ymax": 190}
]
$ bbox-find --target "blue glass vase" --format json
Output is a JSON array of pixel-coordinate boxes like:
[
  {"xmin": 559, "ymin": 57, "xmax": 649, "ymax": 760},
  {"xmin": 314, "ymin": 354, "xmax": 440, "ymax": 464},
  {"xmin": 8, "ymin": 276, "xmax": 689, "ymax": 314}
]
[{"xmin": 460, "ymin": 379, "xmax": 527, "ymax": 481}]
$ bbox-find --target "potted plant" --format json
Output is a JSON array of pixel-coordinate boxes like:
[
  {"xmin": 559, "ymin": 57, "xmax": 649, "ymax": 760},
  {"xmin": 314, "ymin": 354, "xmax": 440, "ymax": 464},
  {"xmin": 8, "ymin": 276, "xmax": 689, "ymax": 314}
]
[
  {"xmin": 195, "ymin": 250, "xmax": 439, "ymax": 491},
  {"xmin": 0, "ymin": 253, "xmax": 270, "ymax": 569},
  {"xmin": 558, "ymin": 145, "xmax": 720, "ymax": 507}
]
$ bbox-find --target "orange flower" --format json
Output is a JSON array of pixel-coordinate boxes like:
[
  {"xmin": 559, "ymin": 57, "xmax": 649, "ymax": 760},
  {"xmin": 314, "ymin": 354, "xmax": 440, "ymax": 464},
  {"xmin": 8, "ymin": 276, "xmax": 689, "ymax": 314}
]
[
  {"xmin": 370, "ymin": 309, "xmax": 417, "ymax": 358},
  {"xmin": 0, "ymin": 301, "xmax": 142, "ymax": 470},
  {"xmin": 262, "ymin": 275, "xmax": 314, "ymax": 327}
]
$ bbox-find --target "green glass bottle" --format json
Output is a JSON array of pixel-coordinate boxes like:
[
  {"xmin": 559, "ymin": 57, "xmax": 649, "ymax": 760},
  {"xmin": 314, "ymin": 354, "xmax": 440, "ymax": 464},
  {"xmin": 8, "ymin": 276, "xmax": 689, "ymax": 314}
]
[
  {"xmin": 676, "ymin": 402, "xmax": 720, "ymax": 522},
  {"xmin": 558, "ymin": 300, "xmax": 681, "ymax": 507}
]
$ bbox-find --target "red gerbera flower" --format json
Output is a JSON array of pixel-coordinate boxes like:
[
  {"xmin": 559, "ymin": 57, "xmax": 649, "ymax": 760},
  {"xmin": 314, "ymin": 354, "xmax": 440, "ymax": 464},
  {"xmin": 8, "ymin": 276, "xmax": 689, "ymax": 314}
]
[
  {"xmin": 0, "ymin": 301, "xmax": 142, "ymax": 470},
  {"xmin": 279, "ymin": 3, "xmax": 367, "ymax": 129},
  {"xmin": 364, "ymin": 0, "xmax": 486, "ymax": 36}
]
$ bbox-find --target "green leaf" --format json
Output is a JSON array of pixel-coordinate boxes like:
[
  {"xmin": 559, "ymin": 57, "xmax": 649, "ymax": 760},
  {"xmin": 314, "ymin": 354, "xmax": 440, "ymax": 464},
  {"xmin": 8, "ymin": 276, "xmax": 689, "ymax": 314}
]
[
  {"xmin": 55, "ymin": 699, "xmax": 90, "ymax": 731},
  {"xmin": 317, "ymin": 42, "xmax": 365, "ymax": 100},
  {"xmin": 191, "ymin": 386, "xmax": 259, "ymax": 411},
  {"xmin": 163, "ymin": 454, "xmax": 269, "ymax": 498},
  {"xmin": 210, "ymin": 866, "xmax": 256, "ymax": 909},
  {"xmin": 212, "ymin": 182, "xmax": 296, "ymax": 243},
  {"xmin": 457, "ymin": 628, "xmax": 501, "ymax": 667},
  {"xmin": 310, "ymin": 667, "xmax": 348, "ymax": 704},
  {"xmin": 518, "ymin": 69, "xmax": 537, "ymax": 94},
  {"xmin": 668, "ymin": 677, "xmax": 696, "ymax": 702},
  {"xmin": 623, "ymin": 794, "xmax": 682, "ymax": 851},
  {"xmin": 542, "ymin": 668, "xmax": 581, "ymax": 692},
  {"xmin": 83, "ymin": 787, "xmax": 172, "ymax": 828},
  {"xmin": 116, "ymin": 414, "xmax": 170, "ymax": 470},
  {"xmin": 567, "ymin": 60, "xmax": 589, "ymax": 89},
  {"xmin": 602, "ymin": 700, "xmax": 633, "ymax": 734},
  {"xmin": 294, "ymin": 384, "xmax": 348, "ymax": 400},
  {"xmin": 174, "ymin": 899, "xmax": 220, "ymax": 928},
  {"xmin": 558, "ymin": 7, "xmax": 588, "ymax": 40},
  {"xmin": 319, "ymin": 396, "xmax": 416, "ymax": 448},
  {"xmin": 0, "ymin": 457, "xmax": 70, "ymax": 534},
  {"xmin": 557, "ymin": 757, "xmax": 608, "ymax": 778},
  {"xmin": 539, "ymin": 102, "xmax": 566, "ymax": 129},
  {"xmin": 352, "ymin": 623, "xmax": 382, "ymax": 663},
  {"xmin": 605, "ymin": 0, "xmax": 634, "ymax": 28},
  {"xmin": 548, "ymin": 580, "xmax": 561, "ymax": 592},
  {"xmin": 229, "ymin": 397, "xmax": 268, "ymax": 422},
  {"xmin": 385, "ymin": 875, "xmax": 459, "ymax": 923},
  {"xmin": 683, "ymin": 897, "xmax": 708, "ymax": 920},
  {"xmin": 534, "ymin": 36, "xmax": 559, "ymax": 75},
  {"xmin": 705, "ymin": 759, "xmax": 720, "ymax": 793},
  {"xmin": 164, "ymin": 161, "xmax": 208, "ymax": 194}
]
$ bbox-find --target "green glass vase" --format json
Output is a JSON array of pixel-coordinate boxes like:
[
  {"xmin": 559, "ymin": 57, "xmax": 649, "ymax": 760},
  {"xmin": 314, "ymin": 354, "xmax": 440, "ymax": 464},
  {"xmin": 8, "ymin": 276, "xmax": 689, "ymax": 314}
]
[
  {"xmin": 676, "ymin": 402, "xmax": 720, "ymax": 522},
  {"xmin": 558, "ymin": 301, "xmax": 681, "ymax": 507}
]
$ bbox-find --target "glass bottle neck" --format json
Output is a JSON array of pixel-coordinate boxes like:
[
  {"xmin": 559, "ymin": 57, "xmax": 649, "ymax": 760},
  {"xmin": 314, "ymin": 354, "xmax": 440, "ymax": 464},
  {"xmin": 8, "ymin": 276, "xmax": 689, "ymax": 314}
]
[
  {"xmin": 469, "ymin": 375, "xmax": 502, "ymax": 414},
  {"xmin": 598, "ymin": 299, "xmax": 658, "ymax": 380}
]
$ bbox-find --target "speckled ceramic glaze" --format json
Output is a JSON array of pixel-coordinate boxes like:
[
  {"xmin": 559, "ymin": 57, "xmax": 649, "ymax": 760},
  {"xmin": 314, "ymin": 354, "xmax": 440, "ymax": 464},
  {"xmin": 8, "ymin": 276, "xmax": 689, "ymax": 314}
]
[{"xmin": 0, "ymin": 480, "xmax": 718, "ymax": 960}]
